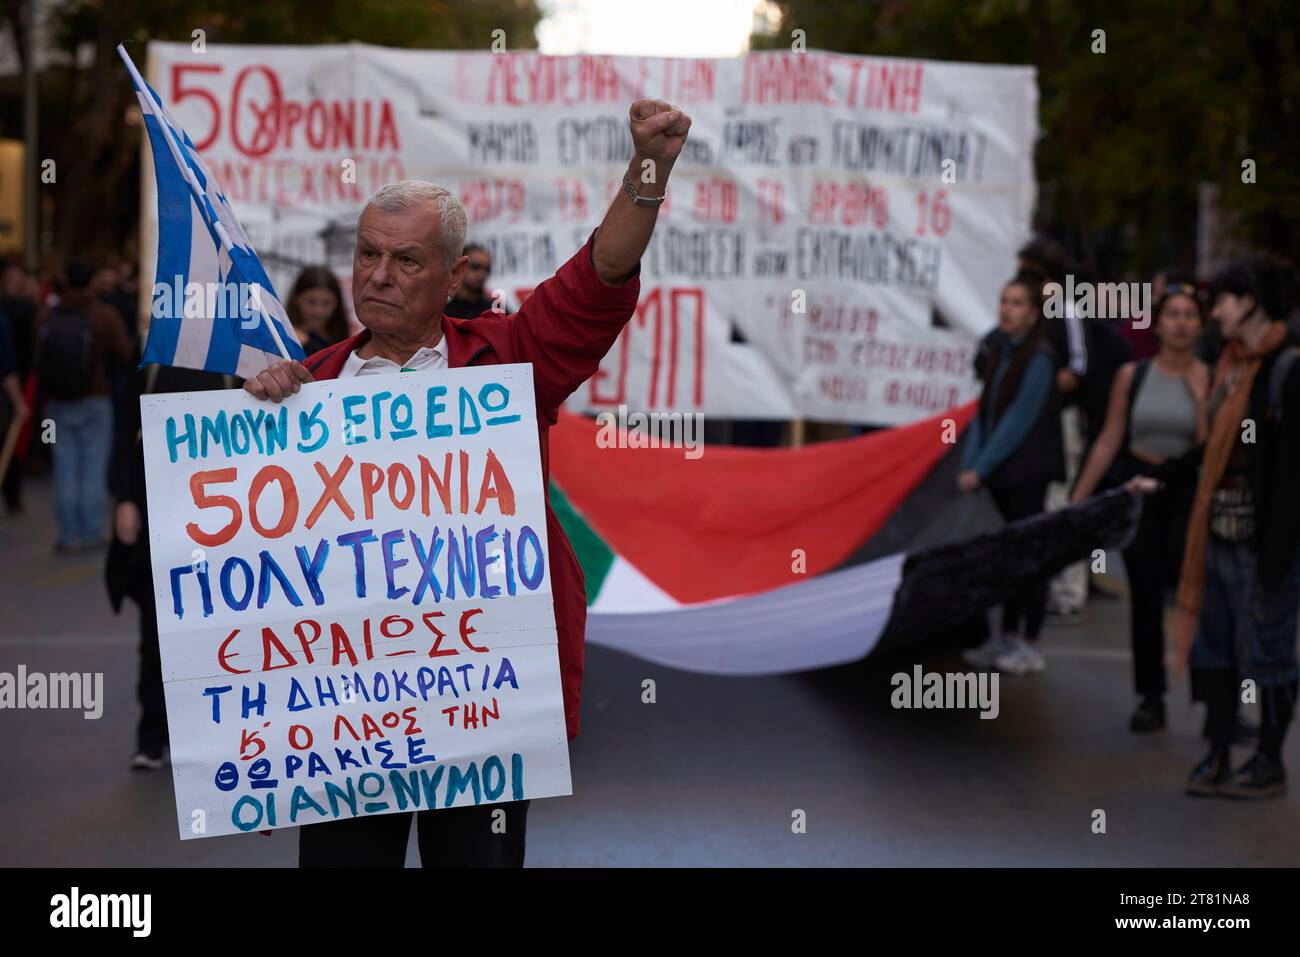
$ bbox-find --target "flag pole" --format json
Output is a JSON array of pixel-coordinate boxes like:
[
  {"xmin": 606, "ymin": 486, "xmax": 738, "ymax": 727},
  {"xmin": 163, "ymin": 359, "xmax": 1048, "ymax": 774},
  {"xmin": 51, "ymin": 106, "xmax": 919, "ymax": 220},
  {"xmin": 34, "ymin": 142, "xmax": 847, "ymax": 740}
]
[{"xmin": 117, "ymin": 44, "xmax": 293, "ymax": 362}]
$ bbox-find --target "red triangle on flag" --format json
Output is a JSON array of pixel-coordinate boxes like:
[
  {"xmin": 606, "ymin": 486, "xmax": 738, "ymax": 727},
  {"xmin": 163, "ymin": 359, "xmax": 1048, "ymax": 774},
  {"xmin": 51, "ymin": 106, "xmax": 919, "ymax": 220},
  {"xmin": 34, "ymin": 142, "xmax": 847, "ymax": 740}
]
[{"xmin": 549, "ymin": 403, "xmax": 976, "ymax": 604}]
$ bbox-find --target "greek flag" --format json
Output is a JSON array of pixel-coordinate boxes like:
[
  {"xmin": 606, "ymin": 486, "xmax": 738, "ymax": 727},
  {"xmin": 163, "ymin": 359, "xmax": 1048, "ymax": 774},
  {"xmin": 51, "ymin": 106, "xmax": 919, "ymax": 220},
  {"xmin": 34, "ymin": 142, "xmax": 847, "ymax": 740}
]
[{"xmin": 119, "ymin": 45, "xmax": 304, "ymax": 376}]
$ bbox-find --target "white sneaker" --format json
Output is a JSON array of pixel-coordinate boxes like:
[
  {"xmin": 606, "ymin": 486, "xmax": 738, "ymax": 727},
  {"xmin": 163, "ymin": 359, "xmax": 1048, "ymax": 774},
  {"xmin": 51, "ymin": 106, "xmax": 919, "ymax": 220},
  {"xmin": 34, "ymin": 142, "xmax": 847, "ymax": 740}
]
[
  {"xmin": 962, "ymin": 633, "xmax": 1016, "ymax": 668},
  {"xmin": 995, "ymin": 639, "xmax": 1046, "ymax": 675},
  {"xmin": 130, "ymin": 750, "xmax": 168, "ymax": 771}
]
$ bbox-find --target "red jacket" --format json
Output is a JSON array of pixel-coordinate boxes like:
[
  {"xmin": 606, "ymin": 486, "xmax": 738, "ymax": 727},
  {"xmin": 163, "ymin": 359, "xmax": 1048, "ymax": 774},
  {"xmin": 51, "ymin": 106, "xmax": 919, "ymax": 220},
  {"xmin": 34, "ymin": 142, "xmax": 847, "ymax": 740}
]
[{"xmin": 304, "ymin": 233, "xmax": 639, "ymax": 740}]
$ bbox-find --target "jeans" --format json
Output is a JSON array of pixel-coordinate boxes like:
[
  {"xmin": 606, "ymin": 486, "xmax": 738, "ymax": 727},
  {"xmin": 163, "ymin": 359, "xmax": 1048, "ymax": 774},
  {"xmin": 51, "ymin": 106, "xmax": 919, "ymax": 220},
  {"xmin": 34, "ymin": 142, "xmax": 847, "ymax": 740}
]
[
  {"xmin": 1190, "ymin": 537, "xmax": 1300, "ymax": 689},
  {"xmin": 46, "ymin": 397, "xmax": 113, "ymax": 547}
]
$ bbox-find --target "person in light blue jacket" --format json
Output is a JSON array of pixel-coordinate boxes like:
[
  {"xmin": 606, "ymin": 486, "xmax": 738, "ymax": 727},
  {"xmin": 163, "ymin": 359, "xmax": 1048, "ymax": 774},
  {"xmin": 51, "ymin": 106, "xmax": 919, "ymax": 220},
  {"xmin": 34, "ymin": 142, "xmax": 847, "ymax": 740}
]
[{"xmin": 960, "ymin": 272, "xmax": 1065, "ymax": 675}]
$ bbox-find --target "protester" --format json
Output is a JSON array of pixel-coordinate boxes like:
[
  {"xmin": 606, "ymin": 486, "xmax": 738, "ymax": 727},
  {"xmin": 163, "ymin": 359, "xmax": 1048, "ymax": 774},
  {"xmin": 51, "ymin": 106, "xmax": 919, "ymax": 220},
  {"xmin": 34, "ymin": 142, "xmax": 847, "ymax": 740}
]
[
  {"xmin": 241, "ymin": 99, "xmax": 691, "ymax": 866},
  {"xmin": 37, "ymin": 259, "xmax": 133, "ymax": 552},
  {"xmin": 1006, "ymin": 240, "xmax": 1090, "ymax": 622},
  {"xmin": 0, "ymin": 261, "xmax": 38, "ymax": 513},
  {"xmin": 0, "ymin": 262, "xmax": 38, "ymax": 360},
  {"xmin": 1148, "ymin": 254, "xmax": 1300, "ymax": 798},
  {"xmin": 1120, "ymin": 268, "xmax": 1176, "ymax": 362},
  {"xmin": 92, "ymin": 264, "xmax": 137, "ymax": 344},
  {"xmin": 286, "ymin": 265, "xmax": 350, "ymax": 355},
  {"xmin": 107, "ymin": 362, "xmax": 237, "ymax": 769},
  {"xmin": 443, "ymin": 243, "xmax": 502, "ymax": 319},
  {"xmin": 960, "ymin": 272, "xmax": 1065, "ymax": 675},
  {"xmin": 1070, "ymin": 278, "xmax": 1208, "ymax": 731}
]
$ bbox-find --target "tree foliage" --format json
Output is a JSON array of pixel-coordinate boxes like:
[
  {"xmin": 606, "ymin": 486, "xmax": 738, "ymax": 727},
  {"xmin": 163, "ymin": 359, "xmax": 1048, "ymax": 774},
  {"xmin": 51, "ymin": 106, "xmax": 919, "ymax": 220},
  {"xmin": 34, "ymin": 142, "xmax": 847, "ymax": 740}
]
[
  {"xmin": 754, "ymin": 0, "xmax": 1300, "ymax": 277},
  {"xmin": 2, "ymin": 0, "xmax": 542, "ymax": 265}
]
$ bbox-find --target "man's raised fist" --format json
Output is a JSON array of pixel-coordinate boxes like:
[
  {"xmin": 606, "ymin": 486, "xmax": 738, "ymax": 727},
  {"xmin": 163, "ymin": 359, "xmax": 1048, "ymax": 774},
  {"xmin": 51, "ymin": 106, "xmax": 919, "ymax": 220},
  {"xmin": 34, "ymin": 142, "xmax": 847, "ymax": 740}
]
[{"xmin": 629, "ymin": 99, "xmax": 692, "ymax": 168}]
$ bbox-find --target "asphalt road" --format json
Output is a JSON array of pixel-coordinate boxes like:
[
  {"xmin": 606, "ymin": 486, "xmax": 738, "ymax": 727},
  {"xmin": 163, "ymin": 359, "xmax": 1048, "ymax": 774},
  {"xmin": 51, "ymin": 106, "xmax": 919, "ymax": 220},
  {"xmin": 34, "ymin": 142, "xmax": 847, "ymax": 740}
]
[{"xmin": 2, "ymin": 476, "xmax": 1298, "ymax": 867}]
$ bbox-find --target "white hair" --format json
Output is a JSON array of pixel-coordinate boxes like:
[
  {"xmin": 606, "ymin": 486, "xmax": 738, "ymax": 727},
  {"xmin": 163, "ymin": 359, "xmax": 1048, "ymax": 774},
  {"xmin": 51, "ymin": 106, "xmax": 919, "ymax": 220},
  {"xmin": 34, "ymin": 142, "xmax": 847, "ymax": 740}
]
[{"xmin": 363, "ymin": 180, "xmax": 468, "ymax": 268}]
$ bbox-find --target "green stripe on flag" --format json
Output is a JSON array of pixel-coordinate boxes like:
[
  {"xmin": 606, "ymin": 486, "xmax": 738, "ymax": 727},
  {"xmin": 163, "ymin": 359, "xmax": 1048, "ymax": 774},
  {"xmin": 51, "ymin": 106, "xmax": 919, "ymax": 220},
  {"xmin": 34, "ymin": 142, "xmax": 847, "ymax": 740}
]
[{"xmin": 549, "ymin": 481, "xmax": 614, "ymax": 605}]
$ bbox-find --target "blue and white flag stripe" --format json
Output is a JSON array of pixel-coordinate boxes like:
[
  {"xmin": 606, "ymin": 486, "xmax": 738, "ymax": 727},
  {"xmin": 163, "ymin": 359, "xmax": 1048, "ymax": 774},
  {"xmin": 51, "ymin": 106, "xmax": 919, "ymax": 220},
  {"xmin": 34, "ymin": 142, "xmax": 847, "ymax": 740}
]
[{"xmin": 119, "ymin": 45, "xmax": 304, "ymax": 377}]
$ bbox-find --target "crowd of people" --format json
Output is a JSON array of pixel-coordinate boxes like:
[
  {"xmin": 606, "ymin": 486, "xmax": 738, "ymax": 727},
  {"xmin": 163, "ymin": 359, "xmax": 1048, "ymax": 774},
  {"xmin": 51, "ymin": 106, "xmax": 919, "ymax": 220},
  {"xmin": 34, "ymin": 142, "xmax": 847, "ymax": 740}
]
[
  {"xmin": 958, "ymin": 242, "xmax": 1300, "ymax": 800},
  {"xmin": 0, "ymin": 237, "xmax": 1296, "ymax": 800}
]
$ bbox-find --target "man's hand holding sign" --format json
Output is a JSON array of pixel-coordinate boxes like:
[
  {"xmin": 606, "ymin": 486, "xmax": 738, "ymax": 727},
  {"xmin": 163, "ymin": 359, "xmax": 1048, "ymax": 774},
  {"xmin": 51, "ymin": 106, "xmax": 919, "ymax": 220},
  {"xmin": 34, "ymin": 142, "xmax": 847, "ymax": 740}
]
[{"xmin": 137, "ymin": 97, "xmax": 689, "ymax": 866}]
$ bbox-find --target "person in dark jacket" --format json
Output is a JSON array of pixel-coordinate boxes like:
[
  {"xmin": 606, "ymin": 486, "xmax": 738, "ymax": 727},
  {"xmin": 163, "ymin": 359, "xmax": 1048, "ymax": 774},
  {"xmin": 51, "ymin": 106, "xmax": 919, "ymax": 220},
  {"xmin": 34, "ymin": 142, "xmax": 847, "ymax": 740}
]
[
  {"xmin": 1015, "ymin": 240, "xmax": 1101, "ymax": 622},
  {"xmin": 107, "ymin": 361, "xmax": 237, "ymax": 769},
  {"xmin": 1152, "ymin": 254, "xmax": 1300, "ymax": 799},
  {"xmin": 443, "ymin": 243, "xmax": 506, "ymax": 319},
  {"xmin": 960, "ymin": 272, "xmax": 1065, "ymax": 675},
  {"xmin": 39, "ymin": 259, "xmax": 134, "ymax": 551}
]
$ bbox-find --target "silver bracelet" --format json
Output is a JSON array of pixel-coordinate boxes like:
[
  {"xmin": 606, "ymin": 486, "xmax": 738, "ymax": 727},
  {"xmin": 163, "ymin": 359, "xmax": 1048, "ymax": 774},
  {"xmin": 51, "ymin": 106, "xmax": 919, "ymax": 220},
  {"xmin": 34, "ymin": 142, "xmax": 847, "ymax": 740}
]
[{"xmin": 622, "ymin": 172, "xmax": 665, "ymax": 206}]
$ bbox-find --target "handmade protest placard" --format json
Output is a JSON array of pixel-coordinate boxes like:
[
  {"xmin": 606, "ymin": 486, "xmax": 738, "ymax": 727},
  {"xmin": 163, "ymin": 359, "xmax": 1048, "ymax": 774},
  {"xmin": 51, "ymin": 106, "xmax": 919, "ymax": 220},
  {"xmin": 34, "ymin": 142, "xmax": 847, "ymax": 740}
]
[{"xmin": 140, "ymin": 363, "xmax": 571, "ymax": 840}]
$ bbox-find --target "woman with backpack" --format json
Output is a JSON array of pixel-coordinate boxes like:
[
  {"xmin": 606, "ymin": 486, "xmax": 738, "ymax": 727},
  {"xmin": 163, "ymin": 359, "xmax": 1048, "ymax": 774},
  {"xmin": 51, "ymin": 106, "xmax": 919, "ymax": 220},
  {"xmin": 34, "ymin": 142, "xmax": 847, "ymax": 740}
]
[
  {"xmin": 960, "ymin": 271, "xmax": 1066, "ymax": 675},
  {"xmin": 1070, "ymin": 279, "xmax": 1209, "ymax": 732}
]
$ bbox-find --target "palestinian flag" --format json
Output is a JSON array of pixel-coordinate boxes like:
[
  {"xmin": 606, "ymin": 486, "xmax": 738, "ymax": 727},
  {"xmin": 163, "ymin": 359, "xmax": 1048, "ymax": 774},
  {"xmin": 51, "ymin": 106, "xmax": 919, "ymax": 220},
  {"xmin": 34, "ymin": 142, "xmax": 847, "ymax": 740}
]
[{"xmin": 548, "ymin": 403, "xmax": 1140, "ymax": 675}]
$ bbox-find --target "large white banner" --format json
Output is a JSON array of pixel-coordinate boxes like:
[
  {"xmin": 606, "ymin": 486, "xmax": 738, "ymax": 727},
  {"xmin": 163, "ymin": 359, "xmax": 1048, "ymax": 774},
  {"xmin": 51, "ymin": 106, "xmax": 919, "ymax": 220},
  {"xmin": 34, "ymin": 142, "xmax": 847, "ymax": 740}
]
[
  {"xmin": 140, "ymin": 364, "xmax": 571, "ymax": 839},
  {"xmin": 142, "ymin": 42, "xmax": 1037, "ymax": 426}
]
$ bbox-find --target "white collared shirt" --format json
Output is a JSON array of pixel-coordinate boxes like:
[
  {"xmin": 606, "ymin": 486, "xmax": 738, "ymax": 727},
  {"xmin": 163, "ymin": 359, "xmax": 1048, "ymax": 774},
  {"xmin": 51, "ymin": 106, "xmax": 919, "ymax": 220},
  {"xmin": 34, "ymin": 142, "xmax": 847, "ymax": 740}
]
[{"xmin": 338, "ymin": 338, "xmax": 448, "ymax": 378}]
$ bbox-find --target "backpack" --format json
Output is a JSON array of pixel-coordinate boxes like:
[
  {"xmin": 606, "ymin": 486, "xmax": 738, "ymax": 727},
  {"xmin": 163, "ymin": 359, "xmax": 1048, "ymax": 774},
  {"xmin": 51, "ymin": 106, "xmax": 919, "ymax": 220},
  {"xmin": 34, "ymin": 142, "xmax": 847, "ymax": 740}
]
[{"xmin": 37, "ymin": 306, "xmax": 94, "ymax": 400}]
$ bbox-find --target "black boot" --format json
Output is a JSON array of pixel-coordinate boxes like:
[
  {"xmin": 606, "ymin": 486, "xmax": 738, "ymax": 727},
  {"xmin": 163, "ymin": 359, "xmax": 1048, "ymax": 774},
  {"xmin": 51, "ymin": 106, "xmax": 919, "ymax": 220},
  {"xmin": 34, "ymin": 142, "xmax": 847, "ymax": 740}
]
[
  {"xmin": 1193, "ymin": 667, "xmax": 1214, "ymax": 739},
  {"xmin": 1221, "ymin": 681, "xmax": 1298, "ymax": 798},
  {"xmin": 1219, "ymin": 751, "xmax": 1286, "ymax": 798},
  {"xmin": 1193, "ymin": 668, "xmax": 1255, "ymax": 741},
  {"xmin": 1259, "ymin": 680, "xmax": 1298, "ymax": 761},
  {"xmin": 1129, "ymin": 696, "xmax": 1165, "ymax": 733},
  {"xmin": 1205, "ymin": 670, "xmax": 1239, "ymax": 740},
  {"xmin": 1187, "ymin": 669, "xmax": 1238, "ymax": 796},
  {"xmin": 1186, "ymin": 746, "xmax": 1233, "ymax": 796}
]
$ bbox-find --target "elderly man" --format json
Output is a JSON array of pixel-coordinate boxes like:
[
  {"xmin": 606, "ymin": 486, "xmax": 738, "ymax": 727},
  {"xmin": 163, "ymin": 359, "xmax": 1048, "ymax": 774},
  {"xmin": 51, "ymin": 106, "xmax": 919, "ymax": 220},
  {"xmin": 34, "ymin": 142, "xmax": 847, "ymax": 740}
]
[{"xmin": 245, "ymin": 99, "xmax": 691, "ymax": 867}]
